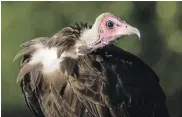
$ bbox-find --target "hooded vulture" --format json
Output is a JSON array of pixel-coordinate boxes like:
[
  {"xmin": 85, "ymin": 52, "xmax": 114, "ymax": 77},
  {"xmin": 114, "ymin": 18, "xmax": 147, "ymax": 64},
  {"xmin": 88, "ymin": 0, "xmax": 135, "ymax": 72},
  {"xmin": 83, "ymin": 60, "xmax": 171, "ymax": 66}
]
[{"xmin": 14, "ymin": 12, "xmax": 170, "ymax": 117}]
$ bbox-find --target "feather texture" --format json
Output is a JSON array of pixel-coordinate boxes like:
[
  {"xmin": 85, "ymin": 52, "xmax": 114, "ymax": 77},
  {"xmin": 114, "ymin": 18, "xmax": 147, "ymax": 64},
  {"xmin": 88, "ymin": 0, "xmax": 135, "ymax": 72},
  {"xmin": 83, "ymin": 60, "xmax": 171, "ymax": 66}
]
[{"xmin": 15, "ymin": 22, "xmax": 169, "ymax": 117}]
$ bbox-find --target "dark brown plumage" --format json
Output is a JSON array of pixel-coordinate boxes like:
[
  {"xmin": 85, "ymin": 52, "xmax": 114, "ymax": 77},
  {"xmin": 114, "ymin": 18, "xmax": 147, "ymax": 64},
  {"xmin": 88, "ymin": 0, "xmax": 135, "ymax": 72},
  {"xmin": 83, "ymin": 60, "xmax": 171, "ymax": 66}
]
[
  {"xmin": 16, "ymin": 23, "xmax": 91, "ymax": 117},
  {"xmin": 15, "ymin": 13, "xmax": 170, "ymax": 117}
]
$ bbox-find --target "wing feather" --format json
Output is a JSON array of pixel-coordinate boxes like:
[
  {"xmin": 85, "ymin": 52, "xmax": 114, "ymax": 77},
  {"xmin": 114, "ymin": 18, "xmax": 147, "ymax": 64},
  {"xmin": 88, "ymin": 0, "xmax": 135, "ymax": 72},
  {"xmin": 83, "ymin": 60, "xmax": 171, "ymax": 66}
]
[
  {"xmin": 91, "ymin": 45, "xmax": 170, "ymax": 117},
  {"xmin": 16, "ymin": 37, "xmax": 95, "ymax": 117}
]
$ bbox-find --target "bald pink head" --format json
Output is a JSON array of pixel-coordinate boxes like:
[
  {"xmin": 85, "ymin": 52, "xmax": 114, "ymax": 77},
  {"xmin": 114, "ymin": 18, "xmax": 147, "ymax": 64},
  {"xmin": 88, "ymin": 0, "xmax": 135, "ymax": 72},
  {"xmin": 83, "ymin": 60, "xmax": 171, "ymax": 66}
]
[
  {"xmin": 80, "ymin": 13, "xmax": 141, "ymax": 50},
  {"xmin": 101, "ymin": 15, "xmax": 140, "ymax": 38}
]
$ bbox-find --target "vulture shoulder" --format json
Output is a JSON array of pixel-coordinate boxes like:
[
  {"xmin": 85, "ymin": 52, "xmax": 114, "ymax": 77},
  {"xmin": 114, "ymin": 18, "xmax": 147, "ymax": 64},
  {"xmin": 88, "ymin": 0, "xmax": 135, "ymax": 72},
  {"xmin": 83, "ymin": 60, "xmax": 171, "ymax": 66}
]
[
  {"xmin": 61, "ymin": 45, "xmax": 170, "ymax": 117},
  {"xmin": 89, "ymin": 45, "xmax": 170, "ymax": 117},
  {"xmin": 15, "ymin": 37, "xmax": 92, "ymax": 117}
]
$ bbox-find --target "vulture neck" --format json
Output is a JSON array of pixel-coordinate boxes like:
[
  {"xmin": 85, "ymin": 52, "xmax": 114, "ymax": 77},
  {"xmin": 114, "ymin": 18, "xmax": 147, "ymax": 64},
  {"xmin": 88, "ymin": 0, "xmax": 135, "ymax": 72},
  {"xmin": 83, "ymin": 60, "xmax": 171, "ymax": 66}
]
[
  {"xmin": 79, "ymin": 24, "xmax": 99, "ymax": 49},
  {"xmin": 79, "ymin": 15, "xmax": 105, "ymax": 50}
]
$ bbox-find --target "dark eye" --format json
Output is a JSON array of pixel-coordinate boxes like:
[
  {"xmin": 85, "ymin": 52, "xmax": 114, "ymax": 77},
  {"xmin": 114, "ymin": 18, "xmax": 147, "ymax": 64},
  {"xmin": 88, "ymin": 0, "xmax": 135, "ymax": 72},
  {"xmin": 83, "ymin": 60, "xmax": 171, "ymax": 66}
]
[{"xmin": 106, "ymin": 20, "xmax": 115, "ymax": 29}]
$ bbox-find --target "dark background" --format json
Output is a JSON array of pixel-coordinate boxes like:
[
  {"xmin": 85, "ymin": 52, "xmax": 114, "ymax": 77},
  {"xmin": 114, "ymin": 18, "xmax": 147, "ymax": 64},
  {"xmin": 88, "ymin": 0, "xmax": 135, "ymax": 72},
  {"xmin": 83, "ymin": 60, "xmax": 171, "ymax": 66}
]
[{"xmin": 1, "ymin": 1, "xmax": 182, "ymax": 117}]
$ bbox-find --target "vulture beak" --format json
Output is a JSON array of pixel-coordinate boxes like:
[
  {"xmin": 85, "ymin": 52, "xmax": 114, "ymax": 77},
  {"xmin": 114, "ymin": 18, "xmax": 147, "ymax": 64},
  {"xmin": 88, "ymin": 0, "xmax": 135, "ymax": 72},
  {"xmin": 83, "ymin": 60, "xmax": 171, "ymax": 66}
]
[
  {"xmin": 117, "ymin": 22, "xmax": 141, "ymax": 40},
  {"xmin": 129, "ymin": 27, "xmax": 141, "ymax": 40}
]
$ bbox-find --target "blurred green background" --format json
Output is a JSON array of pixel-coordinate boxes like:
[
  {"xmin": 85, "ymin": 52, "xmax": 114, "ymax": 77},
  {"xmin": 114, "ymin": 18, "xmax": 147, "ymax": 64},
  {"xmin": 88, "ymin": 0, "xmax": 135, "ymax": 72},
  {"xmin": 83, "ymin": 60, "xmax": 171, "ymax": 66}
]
[{"xmin": 1, "ymin": 1, "xmax": 182, "ymax": 117}]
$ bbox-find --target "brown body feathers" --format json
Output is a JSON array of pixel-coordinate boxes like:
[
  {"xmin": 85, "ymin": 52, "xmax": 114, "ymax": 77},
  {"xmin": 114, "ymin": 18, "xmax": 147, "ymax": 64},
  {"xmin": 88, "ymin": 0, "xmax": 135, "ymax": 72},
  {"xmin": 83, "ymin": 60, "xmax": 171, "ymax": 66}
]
[{"xmin": 15, "ymin": 21, "xmax": 169, "ymax": 117}]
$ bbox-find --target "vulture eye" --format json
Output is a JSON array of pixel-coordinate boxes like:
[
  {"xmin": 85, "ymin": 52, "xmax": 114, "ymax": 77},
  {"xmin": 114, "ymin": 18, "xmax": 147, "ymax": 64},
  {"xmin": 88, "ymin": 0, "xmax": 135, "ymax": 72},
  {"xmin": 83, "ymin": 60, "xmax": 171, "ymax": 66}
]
[{"xmin": 106, "ymin": 20, "xmax": 115, "ymax": 29}]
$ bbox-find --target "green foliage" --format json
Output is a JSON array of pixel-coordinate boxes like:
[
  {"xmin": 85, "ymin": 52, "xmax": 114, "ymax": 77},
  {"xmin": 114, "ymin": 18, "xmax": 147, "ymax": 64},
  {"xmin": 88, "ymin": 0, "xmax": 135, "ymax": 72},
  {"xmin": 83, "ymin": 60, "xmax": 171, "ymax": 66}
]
[{"xmin": 2, "ymin": 2, "xmax": 182, "ymax": 117}]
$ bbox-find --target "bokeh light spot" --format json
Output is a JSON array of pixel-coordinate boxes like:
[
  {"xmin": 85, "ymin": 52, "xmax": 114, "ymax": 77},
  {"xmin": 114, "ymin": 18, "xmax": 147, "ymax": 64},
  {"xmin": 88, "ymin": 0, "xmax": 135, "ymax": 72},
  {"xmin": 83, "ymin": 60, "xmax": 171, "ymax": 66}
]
[
  {"xmin": 167, "ymin": 31, "xmax": 182, "ymax": 53},
  {"xmin": 156, "ymin": 2, "xmax": 177, "ymax": 20}
]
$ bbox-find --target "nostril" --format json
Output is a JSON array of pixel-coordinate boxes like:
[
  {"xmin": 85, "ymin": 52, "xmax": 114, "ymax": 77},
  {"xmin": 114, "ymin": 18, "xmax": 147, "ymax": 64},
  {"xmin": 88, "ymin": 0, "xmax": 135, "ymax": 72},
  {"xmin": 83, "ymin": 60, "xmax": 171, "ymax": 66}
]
[{"xmin": 125, "ymin": 26, "xmax": 127, "ymax": 28}]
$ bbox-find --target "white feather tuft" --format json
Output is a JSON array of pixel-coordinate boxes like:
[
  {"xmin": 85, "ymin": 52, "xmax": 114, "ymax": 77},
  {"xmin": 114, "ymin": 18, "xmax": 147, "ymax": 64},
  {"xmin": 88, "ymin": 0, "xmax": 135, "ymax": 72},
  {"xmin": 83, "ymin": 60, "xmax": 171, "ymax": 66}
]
[{"xmin": 30, "ymin": 45, "xmax": 63, "ymax": 74}]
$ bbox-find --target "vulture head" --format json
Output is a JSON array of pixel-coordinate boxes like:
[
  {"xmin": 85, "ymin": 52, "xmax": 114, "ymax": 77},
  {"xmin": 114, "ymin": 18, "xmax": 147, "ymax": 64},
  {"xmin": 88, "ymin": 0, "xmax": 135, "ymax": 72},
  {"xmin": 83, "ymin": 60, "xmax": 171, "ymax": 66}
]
[{"xmin": 79, "ymin": 12, "xmax": 141, "ymax": 51}]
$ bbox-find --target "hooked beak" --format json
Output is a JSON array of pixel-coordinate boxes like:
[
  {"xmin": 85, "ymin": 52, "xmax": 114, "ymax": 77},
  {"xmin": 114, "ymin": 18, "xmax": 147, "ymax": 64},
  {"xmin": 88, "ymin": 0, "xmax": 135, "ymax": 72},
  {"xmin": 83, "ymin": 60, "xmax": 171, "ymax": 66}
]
[
  {"xmin": 129, "ymin": 27, "xmax": 141, "ymax": 39},
  {"xmin": 117, "ymin": 22, "xmax": 141, "ymax": 40}
]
